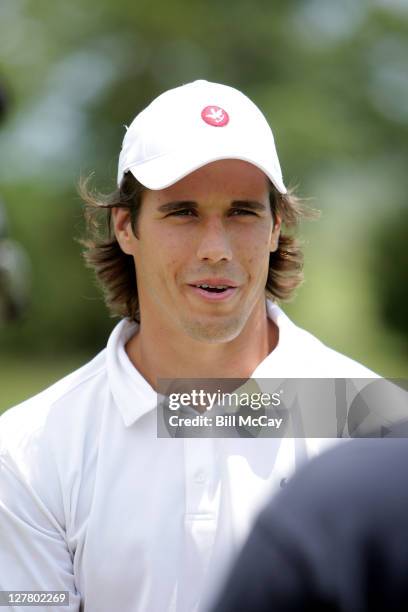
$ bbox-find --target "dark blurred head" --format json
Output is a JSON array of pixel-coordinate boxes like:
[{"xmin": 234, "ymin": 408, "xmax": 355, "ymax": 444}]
[{"xmin": 0, "ymin": 83, "xmax": 9, "ymax": 122}]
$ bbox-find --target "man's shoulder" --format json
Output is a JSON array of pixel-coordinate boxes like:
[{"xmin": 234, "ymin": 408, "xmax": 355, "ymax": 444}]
[
  {"xmin": 271, "ymin": 303, "xmax": 379, "ymax": 377},
  {"xmin": 296, "ymin": 327, "xmax": 378, "ymax": 377},
  {"xmin": 0, "ymin": 348, "xmax": 108, "ymax": 456}
]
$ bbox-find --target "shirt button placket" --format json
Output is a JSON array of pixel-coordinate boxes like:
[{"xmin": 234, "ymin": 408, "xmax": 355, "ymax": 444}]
[
  {"xmin": 184, "ymin": 437, "xmax": 215, "ymax": 516},
  {"xmin": 180, "ymin": 438, "xmax": 220, "ymax": 611}
]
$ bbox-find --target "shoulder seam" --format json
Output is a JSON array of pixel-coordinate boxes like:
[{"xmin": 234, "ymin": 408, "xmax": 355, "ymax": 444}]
[
  {"xmin": 43, "ymin": 361, "xmax": 108, "ymax": 411},
  {"xmin": 4, "ymin": 356, "xmax": 108, "ymax": 416}
]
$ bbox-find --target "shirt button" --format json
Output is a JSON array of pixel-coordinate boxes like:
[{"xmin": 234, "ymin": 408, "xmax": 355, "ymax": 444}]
[{"xmin": 194, "ymin": 470, "xmax": 207, "ymax": 484}]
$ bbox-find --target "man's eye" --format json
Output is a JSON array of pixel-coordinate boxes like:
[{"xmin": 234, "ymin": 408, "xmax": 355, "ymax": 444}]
[
  {"xmin": 168, "ymin": 209, "xmax": 196, "ymax": 217},
  {"xmin": 230, "ymin": 209, "xmax": 257, "ymax": 216}
]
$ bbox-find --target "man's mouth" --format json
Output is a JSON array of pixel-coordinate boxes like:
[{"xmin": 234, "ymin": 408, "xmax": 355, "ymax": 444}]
[
  {"xmin": 187, "ymin": 279, "xmax": 239, "ymax": 301},
  {"xmin": 193, "ymin": 284, "xmax": 230, "ymax": 293}
]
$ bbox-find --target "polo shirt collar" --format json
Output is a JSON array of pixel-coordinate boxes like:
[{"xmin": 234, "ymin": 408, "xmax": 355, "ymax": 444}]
[
  {"xmin": 107, "ymin": 300, "xmax": 296, "ymax": 427},
  {"xmin": 106, "ymin": 318, "xmax": 157, "ymax": 427}
]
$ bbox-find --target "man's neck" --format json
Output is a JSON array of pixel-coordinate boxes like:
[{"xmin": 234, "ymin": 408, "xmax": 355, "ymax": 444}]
[{"xmin": 125, "ymin": 304, "xmax": 279, "ymax": 390}]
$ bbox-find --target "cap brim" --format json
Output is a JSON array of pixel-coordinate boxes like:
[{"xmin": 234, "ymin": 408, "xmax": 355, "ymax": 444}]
[{"xmin": 123, "ymin": 147, "xmax": 287, "ymax": 194}]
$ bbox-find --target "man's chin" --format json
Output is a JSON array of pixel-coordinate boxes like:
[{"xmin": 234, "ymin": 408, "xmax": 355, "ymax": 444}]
[{"xmin": 181, "ymin": 316, "xmax": 244, "ymax": 344}]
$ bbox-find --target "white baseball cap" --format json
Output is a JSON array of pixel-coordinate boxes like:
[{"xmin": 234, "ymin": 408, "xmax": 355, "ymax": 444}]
[{"xmin": 117, "ymin": 79, "xmax": 287, "ymax": 194}]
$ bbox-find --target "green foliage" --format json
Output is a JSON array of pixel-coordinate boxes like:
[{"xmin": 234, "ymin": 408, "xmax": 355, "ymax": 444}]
[{"xmin": 0, "ymin": 0, "xmax": 407, "ymax": 378}]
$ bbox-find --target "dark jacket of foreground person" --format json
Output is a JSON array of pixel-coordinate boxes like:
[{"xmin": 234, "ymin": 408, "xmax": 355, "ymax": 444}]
[{"xmin": 211, "ymin": 430, "xmax": 408, "ymax": 612}]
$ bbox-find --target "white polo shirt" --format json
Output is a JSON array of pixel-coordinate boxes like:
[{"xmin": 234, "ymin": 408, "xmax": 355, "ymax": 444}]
[{"xmin": 0, "ymin": 301, "xmax": 376, "ymax": 612}]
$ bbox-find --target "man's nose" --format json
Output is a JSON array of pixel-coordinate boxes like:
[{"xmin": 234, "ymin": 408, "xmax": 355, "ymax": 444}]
[{"xmin": 196, "ymin": 218, "xmax": 233, "ymax": 263}]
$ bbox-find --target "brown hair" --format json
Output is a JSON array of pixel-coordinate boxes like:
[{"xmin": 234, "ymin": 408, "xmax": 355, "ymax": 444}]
[{"xmin": 78, "ymin": 171, "xmax": 317, "ymax": 323}]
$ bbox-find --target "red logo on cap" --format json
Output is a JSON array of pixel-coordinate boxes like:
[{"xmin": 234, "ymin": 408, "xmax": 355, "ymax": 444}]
[{"xmin": 201, "ymin": 106, "xmax": 229, "ymax": 127}]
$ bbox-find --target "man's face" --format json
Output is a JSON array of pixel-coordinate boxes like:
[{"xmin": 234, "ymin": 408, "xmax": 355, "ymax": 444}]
[{"xmin": 114, "ymin": 159, "xmax": 281, "ymax": 343}]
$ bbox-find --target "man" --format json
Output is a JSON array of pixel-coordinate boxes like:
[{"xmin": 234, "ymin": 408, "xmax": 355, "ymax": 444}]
[
  {"xmin": 0, "ymin": 80, "xmax": 376, "ymax": 612},
  {"xmin": 210, "ymin": 428, "xmax": 408, "ymax": 612}
]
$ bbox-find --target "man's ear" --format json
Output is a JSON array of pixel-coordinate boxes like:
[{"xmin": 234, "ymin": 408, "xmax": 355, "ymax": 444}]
[
  {"xmin": 112, "ymin": 207, "xmax": 136, "ymax": 255},
  {"xmin": 270, "ymin": 215, "xmax": 282, "ymax": 253}
]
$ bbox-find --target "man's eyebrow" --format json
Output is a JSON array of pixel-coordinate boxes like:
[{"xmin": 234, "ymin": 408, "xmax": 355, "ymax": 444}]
[
  {"xmin": 157, "ymin": 201, "xmax": 197, "ymax": 213},
  {"xmin": 157, "ymin": 200, "xmax": 267, "ymax": 213},
  {"xmin": 230, "ymin": 200, "xmax": 267, "ymax": 211}
]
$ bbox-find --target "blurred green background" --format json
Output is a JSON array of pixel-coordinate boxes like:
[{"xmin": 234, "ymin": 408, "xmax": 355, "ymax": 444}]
[{"xmin": 1, "ymin": 0, "xmax": 407, "ymax": 414}]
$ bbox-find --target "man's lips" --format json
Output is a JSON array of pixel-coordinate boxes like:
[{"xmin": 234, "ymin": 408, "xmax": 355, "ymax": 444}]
[
  {"xmin": 187, "ymin": 278, "xmax": 239, "ymax": 288},
  {"xmin": 186, "ymin": 279, "xmax": 239, "ymax": 302}
]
